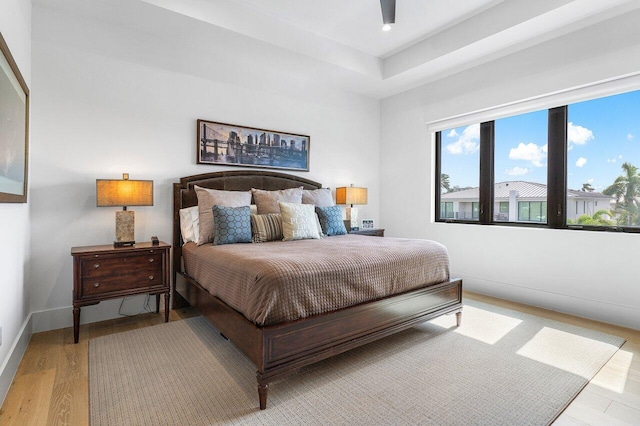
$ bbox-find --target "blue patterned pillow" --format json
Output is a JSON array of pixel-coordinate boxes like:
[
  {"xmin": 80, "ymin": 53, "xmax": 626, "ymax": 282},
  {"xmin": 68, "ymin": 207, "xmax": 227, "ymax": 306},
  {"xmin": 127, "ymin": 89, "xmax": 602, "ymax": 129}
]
[
  {"xmin": 212, "ymin": 205, "xmax": 252, "ymax": 245},
  {"xmin": 315, "ymin": 206, "xmax": 347, "ymax": 236}
]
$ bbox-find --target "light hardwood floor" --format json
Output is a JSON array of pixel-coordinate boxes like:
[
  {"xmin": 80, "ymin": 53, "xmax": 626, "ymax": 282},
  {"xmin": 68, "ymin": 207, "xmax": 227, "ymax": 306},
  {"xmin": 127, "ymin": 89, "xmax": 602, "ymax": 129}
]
[{"xmin": 0, "ymin": 293, "xmax": 638, "ymax": 425}]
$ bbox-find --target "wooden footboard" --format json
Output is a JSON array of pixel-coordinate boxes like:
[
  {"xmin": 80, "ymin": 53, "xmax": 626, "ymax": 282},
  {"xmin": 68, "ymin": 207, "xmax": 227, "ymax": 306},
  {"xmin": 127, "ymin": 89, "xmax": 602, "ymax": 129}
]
[{"xmin": 176, "ymin": 272, "xmax": 462, "ymax": 409}]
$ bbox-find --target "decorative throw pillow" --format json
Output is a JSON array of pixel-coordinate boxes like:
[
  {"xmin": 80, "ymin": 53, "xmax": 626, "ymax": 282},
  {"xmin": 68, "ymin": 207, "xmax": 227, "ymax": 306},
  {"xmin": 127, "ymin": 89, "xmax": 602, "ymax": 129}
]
[
  {"xmin": 250, "ymin": 213, "xmax": 283, "ymax": 243},
  {"xmin": 302, "ymin": 188, "xmax": 334, "ymax": 207},
  {"xmin": 179, "ymin": 206, "xmax": 200, "ymax": 244},
  {"xmin": 279, "ymin": 202, "xmax": 321, "ymax": 241},
  {"xmin": 195, "ymin": 186, "xmax": 251, "ymax": 245},
  {"xmin": 315, "ymin": 206, "xmax": 347, "ymax": 236},
  {"xmin": 212, "ymin": 205, "xmax": 252, "ymax": 245},
  {"xmin": 251, "ymin": 187, "xmax": 303, "ymax": 214}
]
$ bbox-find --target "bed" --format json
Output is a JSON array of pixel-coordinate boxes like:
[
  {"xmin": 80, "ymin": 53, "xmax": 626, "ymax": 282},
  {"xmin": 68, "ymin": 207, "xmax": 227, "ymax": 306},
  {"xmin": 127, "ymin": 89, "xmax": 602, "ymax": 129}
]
[{"xmin": 172, "ymin": 170, "xmax": 462, "ymax": 410}]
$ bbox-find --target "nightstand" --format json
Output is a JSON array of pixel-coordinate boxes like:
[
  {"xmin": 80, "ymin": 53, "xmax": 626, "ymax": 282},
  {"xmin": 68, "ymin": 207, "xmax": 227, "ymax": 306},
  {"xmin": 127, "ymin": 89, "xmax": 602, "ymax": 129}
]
[
  {"xmin": 71, "ymin": 241, "xmax": 171, "ymax": 343},
  {"xmin": 348, "ymin": 228, "xmax": 385, "ymax": 237}
]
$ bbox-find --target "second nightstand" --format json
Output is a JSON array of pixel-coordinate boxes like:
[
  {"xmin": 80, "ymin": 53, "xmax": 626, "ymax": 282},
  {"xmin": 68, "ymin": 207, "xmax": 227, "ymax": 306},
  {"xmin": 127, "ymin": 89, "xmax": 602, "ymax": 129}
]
[
  {"xmin": 71, "ymin": 241, "xmax": 171, "ymax": 343},
  {"xmin": 348, "ymin": 228, "xmax": 385, "ymax": 237}
]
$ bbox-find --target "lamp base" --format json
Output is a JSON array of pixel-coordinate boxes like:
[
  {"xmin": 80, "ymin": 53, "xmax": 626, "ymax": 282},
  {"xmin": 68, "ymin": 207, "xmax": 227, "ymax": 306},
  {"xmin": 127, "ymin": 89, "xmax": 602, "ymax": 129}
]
[
  {"xmin": 115, "ymin": 210, "xmax": 136, "ymax": 246},
  {"xmin": 346, "ymin": 206, "xmax": 359, "ymax": 230}
]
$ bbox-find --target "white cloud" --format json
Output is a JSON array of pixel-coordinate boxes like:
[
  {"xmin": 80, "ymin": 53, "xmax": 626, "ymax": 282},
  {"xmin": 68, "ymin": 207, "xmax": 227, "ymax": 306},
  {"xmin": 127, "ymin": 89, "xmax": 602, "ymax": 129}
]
[
  {"xmin": 607, "ymin": 158, "xmax": 617, "ymax": 163},
  {"xmin": 619, "ymin": 154, "xmax": 623, "ymax": 159},
  {"xmin": 628, "ymin": 133, "xmax": 634, "ymax": 141},
  {"xmin": 508, "ymin": 142, "xmax": 547, "ymax": 167},
  {"xmin": 447, "ymin": 129, "xmax": 458, "ymax": 138},
  {"xmin": 505, "ymin": 166, "xmax": 529, "ymax": 176},
  {"xmin": 575, "ymin": 157, "xmax": 587, "ymax": 168},
  {"xmin": 568, "ymin": 122, "xmax": 594, "ymax": 146},
  {"xmin": 587, "ymin": 178, "xmax": 594, "ymax": 183},
  {"xmin": 445, "ymin": 124, "xmax": 479, "ymax": 155}
]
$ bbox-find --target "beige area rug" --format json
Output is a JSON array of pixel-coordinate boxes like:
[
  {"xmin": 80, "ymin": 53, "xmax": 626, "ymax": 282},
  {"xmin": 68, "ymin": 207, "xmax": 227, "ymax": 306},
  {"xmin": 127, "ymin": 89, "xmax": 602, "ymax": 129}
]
[{"xmin": 89, "ymin": 300, "xmax": 624, "ymax": 425}]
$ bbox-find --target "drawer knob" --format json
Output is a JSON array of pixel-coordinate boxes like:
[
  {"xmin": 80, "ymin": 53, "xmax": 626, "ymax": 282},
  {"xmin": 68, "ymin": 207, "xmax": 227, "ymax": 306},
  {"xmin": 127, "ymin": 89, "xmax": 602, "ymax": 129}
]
[
  {"xmin": 93, "ymin": 263, "xmax": 100, "ymax": 268},
  {"xmin": 148, "ymin": 275, "xmax": 154, "ymax": 280},
  {"xmin": 148, "ymin": 258, "xmax": 154, "ymax": 263},
  {"xmin": 93, "ymin": 283, "xmax": 100, "ymax": 288}
]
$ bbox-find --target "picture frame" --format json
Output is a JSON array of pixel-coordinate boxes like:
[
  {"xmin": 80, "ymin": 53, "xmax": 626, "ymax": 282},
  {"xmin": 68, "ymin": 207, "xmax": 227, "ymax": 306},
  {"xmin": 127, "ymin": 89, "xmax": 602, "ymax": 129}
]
[
  {"xmin": 361, "ymin": 219, "xmax": 374, "ymax": 230},
  {"xmin": 197, "ymin": 119, "xmax": 310, "ymax": 172},
  {"xmin": 0, "ymin": 32, "xmax": 29, "ymax": 203}
]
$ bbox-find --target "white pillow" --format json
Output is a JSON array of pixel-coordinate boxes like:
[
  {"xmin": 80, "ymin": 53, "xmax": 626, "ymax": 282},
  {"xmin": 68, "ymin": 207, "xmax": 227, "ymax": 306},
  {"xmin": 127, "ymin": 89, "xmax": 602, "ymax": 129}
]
[
  {"xmin": 179, "ymin": 206, "xmax": 200, "ymax": 244},
  {"xmin": 279, "ymin": 202, "xmax": 321, "ymax": 241}
]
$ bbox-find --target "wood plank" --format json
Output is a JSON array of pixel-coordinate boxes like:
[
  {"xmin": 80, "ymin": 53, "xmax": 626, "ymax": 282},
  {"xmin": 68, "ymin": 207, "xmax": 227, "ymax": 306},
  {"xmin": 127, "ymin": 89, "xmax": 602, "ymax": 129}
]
[
  {"xmin": 0, "ymin": 369, "xmax": 56, "ymax": 426},
  {"xmin": 605, "ymin": 400, "xmax": 640, "ymax": 425},
  {"xmin": 562, "ymin": 402, "xmax": 633, "ymax": 426}
]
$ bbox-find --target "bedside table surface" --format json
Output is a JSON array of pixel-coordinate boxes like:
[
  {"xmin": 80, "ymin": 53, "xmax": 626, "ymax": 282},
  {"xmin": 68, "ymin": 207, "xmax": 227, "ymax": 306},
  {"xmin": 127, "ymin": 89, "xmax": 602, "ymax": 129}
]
[
  {"xmin": 71, "ymin": 241, "xmax": 170, "ymax": 255},
  {"xmin": 349, "ymin": 228, "xmax": 385, "ymax": 237}
]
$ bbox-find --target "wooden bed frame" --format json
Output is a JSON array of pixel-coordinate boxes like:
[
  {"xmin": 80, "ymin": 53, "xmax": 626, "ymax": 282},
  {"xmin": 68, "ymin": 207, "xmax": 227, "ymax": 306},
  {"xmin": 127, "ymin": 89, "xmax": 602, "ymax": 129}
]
[{"xmin": 172, "ymin": 170, "xmax": 462, "ymax": 410}]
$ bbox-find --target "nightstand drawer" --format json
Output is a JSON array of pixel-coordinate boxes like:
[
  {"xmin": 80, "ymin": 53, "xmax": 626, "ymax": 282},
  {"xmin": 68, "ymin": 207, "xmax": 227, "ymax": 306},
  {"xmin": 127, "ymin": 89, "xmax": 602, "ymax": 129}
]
[
  {"xmin": 81, "ymin": 265, "xmax": 163, "ymax": 296},
  {"xmin": 80, "ymin": 252, "xmax": 163, "ymax": 278}
]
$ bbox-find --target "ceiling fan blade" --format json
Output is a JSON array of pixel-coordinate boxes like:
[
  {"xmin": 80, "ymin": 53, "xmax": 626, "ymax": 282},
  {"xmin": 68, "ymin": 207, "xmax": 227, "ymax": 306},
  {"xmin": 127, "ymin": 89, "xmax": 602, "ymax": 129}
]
[{"xmin": 380, "ymin": 0, "xmax": 396, "ymax": 25}]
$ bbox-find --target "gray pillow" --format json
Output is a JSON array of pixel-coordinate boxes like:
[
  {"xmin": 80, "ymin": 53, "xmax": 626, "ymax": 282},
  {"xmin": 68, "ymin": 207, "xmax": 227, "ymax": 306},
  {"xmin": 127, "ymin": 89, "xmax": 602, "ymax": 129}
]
[
  {"xmin": 302, "ymin": 188, "xmax": 334, "ymax": 207},
  {"xmin": 251, "ymin": 187, "xmax": 303, "ymax": 214},
  {"xmin": 195, "ymin": 186, "xmax": 251, "ymax": 245}
]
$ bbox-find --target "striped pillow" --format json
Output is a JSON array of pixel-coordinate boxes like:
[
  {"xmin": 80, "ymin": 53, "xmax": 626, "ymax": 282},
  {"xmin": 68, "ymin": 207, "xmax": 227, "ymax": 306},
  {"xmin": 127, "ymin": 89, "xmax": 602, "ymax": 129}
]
[{"xmin": 250, "ymin": 213, "xmax": 283, "ymax": 243}]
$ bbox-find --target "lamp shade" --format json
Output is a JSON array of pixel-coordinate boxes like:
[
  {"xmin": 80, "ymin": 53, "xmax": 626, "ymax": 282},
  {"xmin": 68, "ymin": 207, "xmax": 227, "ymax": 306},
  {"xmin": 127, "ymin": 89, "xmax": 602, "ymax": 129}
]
[
  {"xmin": 336, "ymin": 186, "xmax": 368, "ymax": 206},
  {"xmin": 96, "ymin": 178, "xmax": 153, "ymax": 207}
]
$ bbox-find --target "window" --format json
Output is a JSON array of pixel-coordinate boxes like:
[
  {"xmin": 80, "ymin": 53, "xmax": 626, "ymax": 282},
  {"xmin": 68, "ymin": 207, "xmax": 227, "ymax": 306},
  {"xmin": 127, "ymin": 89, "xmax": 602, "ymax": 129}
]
[
  {"xmin": 494, "ymin": 110, "xmax": 548, "ymax": 223},
  {"xmin": 566, "ymin": 90, "xmax": 640, "ymax": 228},
  {"xmin": 518, "ymin": 201, "xmax": 547, "ymax": 222},
  {"xmin": 440, "ymin": 202, "xmax": 454, "ymax": 219},
  {"xmin": 435, "ymin": 87, "xmax": 640, "ymax": 232},
  {"xmin": 437, "ymin": 124, "xmax": 480, "ymax": 221}
]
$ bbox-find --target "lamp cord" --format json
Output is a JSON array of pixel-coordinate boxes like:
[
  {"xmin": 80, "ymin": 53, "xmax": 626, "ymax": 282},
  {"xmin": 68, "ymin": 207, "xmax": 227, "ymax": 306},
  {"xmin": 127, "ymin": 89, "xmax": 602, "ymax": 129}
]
[{"xmin": 118, "ymin": 294, "xmax": 154, "ymax": 317}]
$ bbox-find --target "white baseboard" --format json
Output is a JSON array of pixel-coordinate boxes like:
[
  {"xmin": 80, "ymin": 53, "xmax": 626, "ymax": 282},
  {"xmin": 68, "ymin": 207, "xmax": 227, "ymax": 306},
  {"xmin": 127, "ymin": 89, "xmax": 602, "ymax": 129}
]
[
  {"xmin": 32, "ymin": 295, "xmax": 154, "ymax": 333},
  {"xmin": 0, "ymin": 314, "xmax": 33, "ymax": 406},
  {"xmin": 459, "ymin": 273, "xmax": 640, "ymax": 331}
]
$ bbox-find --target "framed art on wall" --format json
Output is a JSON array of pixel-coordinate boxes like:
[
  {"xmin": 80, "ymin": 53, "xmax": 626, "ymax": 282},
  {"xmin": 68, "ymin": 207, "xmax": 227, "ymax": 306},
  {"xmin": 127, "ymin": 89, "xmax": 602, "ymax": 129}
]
[
  {"xmin": 197, "ymin": 119, "xmax": 310, "ymax": 172},
  {"xmin": 362, "ymin": 219, "xmax": 374, "ymax": 229},
  {"xmin": 0, "ymin": 33, "xmax": 29, "ymax": 203}
]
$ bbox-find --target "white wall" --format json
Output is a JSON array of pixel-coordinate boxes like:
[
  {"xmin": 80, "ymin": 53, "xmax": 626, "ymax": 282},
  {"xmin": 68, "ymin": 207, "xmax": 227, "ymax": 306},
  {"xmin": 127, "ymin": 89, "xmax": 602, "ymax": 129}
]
[
  {"xmin": 0, "ymin": 0, "xmax": 32, "ymax": 404},
  {"xmin": 380, "ymin": 11, "xmax": 640, "ymax": 329},
  {"xmin": 29, "ymin": 1, "xmax": 380, "ymax": 329}
]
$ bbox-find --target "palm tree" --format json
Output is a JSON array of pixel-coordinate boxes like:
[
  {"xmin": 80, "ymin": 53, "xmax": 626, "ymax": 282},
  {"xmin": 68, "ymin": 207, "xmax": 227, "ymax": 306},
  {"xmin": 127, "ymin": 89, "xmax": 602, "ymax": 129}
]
[
  {"xmin": 568, "ymin": 210, "xmax": 615, "ymax": 226},
  {"xmin": 603, "ymin": 162, "xmax": 640, "ymax": 226},
  {"xmin": 441, "ymin": 173, "xmax": 451, "ymax": 193},
  {"xmin": 581, "ymin": 182, "xmax": 594, "ymax": 192}
]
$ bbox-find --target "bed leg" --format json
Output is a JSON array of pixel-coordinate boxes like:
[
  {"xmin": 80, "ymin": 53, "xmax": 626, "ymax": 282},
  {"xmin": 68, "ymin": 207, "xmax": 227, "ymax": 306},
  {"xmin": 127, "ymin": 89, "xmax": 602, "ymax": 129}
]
[
  {"xmin": 258, "ymin": 383, "xmax": 269, "ymax": 410},
  {"xmin": 456, "ymin": 311, "xmax": 462, "ymax": 327}
]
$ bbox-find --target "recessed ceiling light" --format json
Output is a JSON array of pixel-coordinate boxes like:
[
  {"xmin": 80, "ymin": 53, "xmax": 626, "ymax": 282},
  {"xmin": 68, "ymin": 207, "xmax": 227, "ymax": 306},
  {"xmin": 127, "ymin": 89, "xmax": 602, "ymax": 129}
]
[{"xmin": 381, "ymin": 24, "xmax": 392, "ymax": 31}]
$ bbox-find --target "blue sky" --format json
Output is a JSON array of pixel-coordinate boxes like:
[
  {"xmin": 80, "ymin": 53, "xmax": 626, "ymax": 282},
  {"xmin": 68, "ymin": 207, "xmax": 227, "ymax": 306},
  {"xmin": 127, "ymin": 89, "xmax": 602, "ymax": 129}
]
[{"xmin": 441, "ymin": 90, "xmax": 640, "ymax": 192}]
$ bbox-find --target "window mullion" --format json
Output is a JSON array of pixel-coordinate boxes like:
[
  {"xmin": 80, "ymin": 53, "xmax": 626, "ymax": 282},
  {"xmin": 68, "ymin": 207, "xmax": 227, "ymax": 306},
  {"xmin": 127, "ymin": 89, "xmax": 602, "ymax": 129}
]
[
  {"xmin": 435, "ymin": 131, "xmax": 443, "ymax": 221},
  {"xmin": 547, "ymin": 106, "xmax": 567, "ymax": 228},
  {"xmin": 479, "ymin": 122, "xmax": 495, "ymax": 224}
]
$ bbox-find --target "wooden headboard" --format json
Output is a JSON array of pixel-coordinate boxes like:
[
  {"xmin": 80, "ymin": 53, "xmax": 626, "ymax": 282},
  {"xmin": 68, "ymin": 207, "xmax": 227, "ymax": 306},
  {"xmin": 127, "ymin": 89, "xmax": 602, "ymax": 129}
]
[{"xmin": 172, "ymin": 170, "xmax": 322, "ymax": 306}]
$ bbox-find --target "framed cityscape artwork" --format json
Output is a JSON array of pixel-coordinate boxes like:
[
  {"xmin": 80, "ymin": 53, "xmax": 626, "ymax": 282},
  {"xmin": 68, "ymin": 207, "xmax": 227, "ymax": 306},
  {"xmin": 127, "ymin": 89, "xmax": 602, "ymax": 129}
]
[
  {"xmin": 0, "ymin": 32, "xmax": 29, "ymax": 203},
  {"xmin": 197, "ymin": 119, "xmax": 310, "ymax": 172}
]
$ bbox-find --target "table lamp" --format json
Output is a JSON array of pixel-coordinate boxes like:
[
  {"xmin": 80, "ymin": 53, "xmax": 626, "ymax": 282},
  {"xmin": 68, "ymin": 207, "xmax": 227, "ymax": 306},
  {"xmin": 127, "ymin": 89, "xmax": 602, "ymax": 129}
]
[
  {"xmin": 96, "ymin": 173, "xmax": 153, "ymax": 247},
  {"xmin": 336, "ymin": 184, "xmax": 368, "ymax": 231}
]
